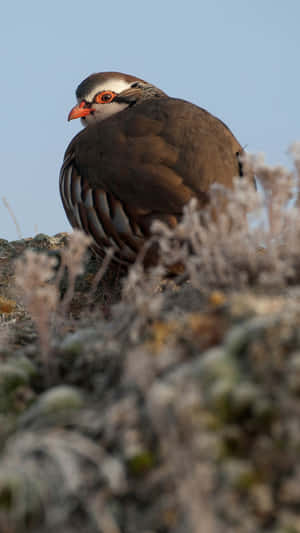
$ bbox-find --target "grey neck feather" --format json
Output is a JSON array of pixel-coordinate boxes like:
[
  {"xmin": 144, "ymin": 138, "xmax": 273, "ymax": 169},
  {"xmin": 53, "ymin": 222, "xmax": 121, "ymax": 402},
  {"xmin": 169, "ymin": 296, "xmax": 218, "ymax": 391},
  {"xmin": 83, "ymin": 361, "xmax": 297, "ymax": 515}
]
[{"xmin": 141, "ymin": 85, "xmax": 167, "ymax": 99}]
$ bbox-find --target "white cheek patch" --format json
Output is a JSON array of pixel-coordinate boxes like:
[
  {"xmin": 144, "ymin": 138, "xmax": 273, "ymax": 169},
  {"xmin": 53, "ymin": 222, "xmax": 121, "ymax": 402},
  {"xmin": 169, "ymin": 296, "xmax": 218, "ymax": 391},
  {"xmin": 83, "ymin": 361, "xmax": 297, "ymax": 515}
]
[
  {"xmin": 80, "ymin": 78, "xmax": 132, "ymax": 104},
  {"xmin": 97, "ymin": 101, "xmax": 128, "ymax": 118},
  {"xmin": 83, "ymin": 101, "xmax": 129, "ymax": 125}
]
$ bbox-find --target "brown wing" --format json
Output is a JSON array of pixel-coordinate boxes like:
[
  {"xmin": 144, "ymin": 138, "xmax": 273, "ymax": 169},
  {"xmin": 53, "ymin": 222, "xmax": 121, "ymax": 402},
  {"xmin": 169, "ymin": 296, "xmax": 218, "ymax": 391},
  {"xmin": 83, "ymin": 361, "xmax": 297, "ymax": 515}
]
[
  {"xmin": 60, "ymin": 97, "xmax": 245, "ymax": 262},
  {"xmin": 60, "ymin": 153, "xmax": 146, "ymax": 263}
]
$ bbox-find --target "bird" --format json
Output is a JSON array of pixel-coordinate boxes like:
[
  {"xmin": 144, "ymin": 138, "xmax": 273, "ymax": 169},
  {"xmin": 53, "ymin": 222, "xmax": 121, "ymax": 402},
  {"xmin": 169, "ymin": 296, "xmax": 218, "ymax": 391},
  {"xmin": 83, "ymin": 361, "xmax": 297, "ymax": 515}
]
[{"xmin": 60, "ymin": 71, "xmax": 247, "ymax": 266}]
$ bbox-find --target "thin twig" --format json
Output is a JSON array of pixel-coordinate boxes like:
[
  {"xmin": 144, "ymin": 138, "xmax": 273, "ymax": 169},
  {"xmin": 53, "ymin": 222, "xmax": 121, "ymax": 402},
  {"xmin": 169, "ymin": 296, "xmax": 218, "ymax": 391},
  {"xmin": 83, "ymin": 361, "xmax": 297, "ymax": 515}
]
[
  {"xmin": 88, "ymin": 247, "xmax": 115, "ymax": 304},
  {"xmin": 2, "ymin": 197, "xmax": 22, "ymax": 239}
]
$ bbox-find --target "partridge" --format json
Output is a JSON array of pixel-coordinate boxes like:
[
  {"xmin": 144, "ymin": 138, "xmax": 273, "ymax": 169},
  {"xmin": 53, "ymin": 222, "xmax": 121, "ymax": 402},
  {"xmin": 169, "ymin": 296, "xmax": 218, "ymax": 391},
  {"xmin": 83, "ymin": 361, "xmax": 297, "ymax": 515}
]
[{"xmin": 60, "ymin": 72, "xmax": 246, "ymax": 264}]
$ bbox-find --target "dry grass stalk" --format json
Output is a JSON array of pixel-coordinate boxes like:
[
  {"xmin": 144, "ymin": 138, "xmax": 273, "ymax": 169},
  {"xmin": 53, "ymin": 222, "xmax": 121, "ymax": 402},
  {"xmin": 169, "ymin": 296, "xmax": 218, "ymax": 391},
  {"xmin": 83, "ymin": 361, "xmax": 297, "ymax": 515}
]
[
  {"xmin": 57, "ymin": 230, "xmax": 92, "ymax": 314},
  {"xmin": 2, "ymin": 197, "xmax": 22, "ymax": 240},
  {"xmin": 88, "ymin": 246, "xmax": 114, "ymax": 304},
  {"xmin": 243, "ymin": 152, "xmax": 294, "ymax": 236},
  {"xmin": 14, "ymin": 251, "xmax": 58, "ymax": 361},
  {"xmin": 122, "ymin": 263, "xmax": 165, "ymax": 341},
  {"xmin": 289, "ymin": 141, "xmax": 300, "ymax": 187}
]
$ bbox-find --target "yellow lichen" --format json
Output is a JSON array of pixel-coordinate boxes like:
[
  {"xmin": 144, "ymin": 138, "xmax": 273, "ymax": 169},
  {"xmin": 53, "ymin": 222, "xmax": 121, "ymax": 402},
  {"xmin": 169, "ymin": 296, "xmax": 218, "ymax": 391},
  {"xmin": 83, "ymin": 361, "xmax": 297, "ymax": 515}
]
[
  {"xmin": 0, "ymin": 296, "xmax": 16, "ymax": 314},
  {"xmin": 209, "ymin": 290, "xmax": 226, "ymax": 307},
  {"xmin": 147, "ymin": 320, "xmax": 179, "ymax": 353}
]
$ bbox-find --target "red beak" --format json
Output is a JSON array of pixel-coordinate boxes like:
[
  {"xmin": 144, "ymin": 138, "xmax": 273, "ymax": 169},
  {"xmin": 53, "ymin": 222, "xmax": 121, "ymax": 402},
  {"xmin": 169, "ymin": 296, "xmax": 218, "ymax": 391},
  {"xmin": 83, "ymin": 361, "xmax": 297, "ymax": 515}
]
[{"xmin": 68, "ymin": 101, "xmax": 95, "ymax": 121}]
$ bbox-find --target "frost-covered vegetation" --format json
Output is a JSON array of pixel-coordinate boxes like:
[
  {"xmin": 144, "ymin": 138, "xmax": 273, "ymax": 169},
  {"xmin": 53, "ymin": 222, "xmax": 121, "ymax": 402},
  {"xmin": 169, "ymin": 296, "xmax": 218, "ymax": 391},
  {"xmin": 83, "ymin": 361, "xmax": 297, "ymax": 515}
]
[{"xmin": 0, "ymin": 145, "xmax": 300, "ymax": 532}]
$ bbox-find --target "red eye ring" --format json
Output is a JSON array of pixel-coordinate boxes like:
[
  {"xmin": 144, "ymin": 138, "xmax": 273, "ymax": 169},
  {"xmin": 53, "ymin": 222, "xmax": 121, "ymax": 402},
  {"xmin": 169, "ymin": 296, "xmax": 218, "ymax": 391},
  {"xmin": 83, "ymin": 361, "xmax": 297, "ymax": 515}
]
[{"xmin": 94, "ymin": 91, "xmax": 116, "ymax": 104}]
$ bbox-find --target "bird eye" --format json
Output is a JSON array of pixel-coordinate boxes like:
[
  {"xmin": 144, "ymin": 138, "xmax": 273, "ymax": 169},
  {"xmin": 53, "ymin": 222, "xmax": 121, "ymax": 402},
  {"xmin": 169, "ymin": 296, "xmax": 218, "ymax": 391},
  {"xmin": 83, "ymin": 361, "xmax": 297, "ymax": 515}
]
[{"xmin": 94, "ymin": 91, "xmax": 116, "ymax": 104}]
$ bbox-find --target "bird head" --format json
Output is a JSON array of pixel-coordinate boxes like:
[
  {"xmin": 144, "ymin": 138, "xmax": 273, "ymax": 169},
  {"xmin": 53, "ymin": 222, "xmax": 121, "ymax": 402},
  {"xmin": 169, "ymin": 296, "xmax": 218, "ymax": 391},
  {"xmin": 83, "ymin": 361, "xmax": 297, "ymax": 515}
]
[{"xmin": 68, "ymin": 72, "xmax": 166, "ymax": 126}]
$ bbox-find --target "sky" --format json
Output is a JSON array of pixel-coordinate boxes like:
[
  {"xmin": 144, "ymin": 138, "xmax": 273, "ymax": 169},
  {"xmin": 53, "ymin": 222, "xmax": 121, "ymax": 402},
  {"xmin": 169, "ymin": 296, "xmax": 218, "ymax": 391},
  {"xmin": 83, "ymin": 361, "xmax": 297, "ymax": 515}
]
[{"xmin": 0, "ymin": 0, "xmax": 299, "ymax": 241}]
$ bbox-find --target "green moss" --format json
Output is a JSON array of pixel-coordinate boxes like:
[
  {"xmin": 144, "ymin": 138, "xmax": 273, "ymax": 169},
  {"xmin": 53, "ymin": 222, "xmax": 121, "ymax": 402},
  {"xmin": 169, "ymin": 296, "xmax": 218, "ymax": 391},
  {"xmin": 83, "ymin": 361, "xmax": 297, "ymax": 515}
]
[
  {"xmin": 33, "ymin": 233, "xmax": 49, "ymax": 241},
  {"xmin": 0, "ymin": 359, "xmax": 37, "ymax": 414},
  {"xmin": 275, "ymin": 526, "xmax": 299, "ymax": 533},
  {"xmin": 9, "ymin": 356, "xmax": 37, "ymax": 380},
  {"xmin": 60, "ymin": 329, "xmax": 96, "ymax": 359},
  {"xmin": 36, "ymin": 385, "xmax": 84, "ymax": 413},
  {"xmin": 20, "ymin": 385, "xmax": 84, "ymax": 426},
  {"xmin": 0, "ymin": 364, "xmax": 28, "ymax": 394},
  {"xmin": 0, "ymin": 484, "xmax": 14, "ymax": 509},
  {"xmin": 200, "ymin": 347, "xmax": 240, "ymax": 389},
  {"xmin": 208, "ymin": 379, "xmax": 234, "ymax": 422},
  {"xmin": 0, "ymin": 471, "xmax": 43, "ymax": 527},
  {"xmin": 127, "ymin": 451, "xmax": 156, "ymax": 476},
  {"xmin": 223, "ymin": 459, "xmax": 258, "ymax": 490},
  {"xmin": 225, "ymin": 318, "xmax": 269, "ymax": 358}
]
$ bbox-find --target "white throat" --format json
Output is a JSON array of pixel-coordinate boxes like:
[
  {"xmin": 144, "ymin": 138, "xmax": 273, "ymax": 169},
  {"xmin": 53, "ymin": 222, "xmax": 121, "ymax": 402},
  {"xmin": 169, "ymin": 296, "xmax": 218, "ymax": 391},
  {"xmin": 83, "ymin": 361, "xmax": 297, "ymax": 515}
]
[{"xmin": 81, "ymin": 101, "xmax": 129, "ymax": 126}]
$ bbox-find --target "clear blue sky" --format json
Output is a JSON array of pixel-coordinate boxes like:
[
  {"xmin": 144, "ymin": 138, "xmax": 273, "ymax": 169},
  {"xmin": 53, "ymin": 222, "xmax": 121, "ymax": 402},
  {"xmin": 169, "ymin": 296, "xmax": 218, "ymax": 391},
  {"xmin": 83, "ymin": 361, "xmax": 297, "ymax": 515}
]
[{"xmin": 1, "ymin": 0, "xmax": 299, "ymax": 240}]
